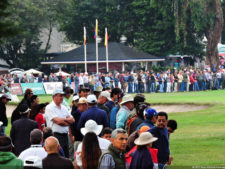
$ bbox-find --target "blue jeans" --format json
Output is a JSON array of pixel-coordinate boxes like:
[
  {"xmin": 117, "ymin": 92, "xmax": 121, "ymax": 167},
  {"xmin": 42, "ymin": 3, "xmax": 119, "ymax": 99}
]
[
  {"xmin": 128, "ymin": 82, "xmax": 133, "ymax": 93},
  {"xmin": 194, "ymin": 82, "xmax": 199, "ymax": 91},
  {"xmin": 158, "ymin": 163, "xmax": 167, "ymax": 169},
  {"xmin": 134, "ymin": 83, "xmax": 138, "ymax": 93},
  {"xmin": 0, "ymin": 126, "xmax": 6, "ymax": 136},
  {"xmin": 151, "ymin": 83, "xmax": 155, "ymax": 92},
  {"xmin": 75, "ymin": 83, "xmax": 79, "ymax": 94},
  {"xmin": 159, "ymin": 83, "xmax": 164, "ymax": 93}
]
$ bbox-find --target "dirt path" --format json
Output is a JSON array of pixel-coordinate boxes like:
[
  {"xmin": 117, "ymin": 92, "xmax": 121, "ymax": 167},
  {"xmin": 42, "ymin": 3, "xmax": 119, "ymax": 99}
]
[{"xmin": 6, "ymin": 104, "xmax": 210, "ymax": 118}]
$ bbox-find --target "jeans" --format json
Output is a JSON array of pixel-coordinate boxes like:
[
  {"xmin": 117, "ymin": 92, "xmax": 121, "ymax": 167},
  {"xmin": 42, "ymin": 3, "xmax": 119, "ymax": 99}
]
[
  {"xmin": 128, "ymin": 82, "xmax": 133, "ymax": 93},
  {"xmin": 134, "ymin": 83, "xmax": 139, "ymax": 93},
  {"xmin": 194, "ymin": 82, "xmax": 199, "ymax": 91},
  {"xmin": 75, "ymin": 83, "xmax": 79, "ymax": 94},
  {"xmin": 0, "ymin": 126, "xmax": 6, "ymax": 136},
  {"xmin": 159, "ymin": 83, "xmax": 164, "ymax": 93},
  {"xmin": 158, "ymin": 163, "xmax": 167, "ymax": 169},
  {"xmin": 151, "ymin": 83, "xmax": 155, "ymax": 92}
]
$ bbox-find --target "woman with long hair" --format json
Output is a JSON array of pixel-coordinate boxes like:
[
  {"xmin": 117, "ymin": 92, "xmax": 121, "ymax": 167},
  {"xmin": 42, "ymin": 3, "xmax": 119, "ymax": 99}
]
[{"xmin": 75, "ymin": 132, "xmax": 102, "ymax": 169}]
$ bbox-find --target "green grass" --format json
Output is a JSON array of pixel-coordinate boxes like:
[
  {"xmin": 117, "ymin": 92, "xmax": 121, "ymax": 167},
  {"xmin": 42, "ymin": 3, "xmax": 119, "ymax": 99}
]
[{"xmin": 6, "ymin": 90, "xmax": 225, "ymax": 166}]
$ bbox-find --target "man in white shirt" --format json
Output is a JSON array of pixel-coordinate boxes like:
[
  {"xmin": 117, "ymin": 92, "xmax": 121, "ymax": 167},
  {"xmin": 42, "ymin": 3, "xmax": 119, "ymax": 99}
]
[
  {"xmin": 45, "ymin": 89, "xmax": 75, "ymax": 158},
  {"xmin": 19, "ymin": 129, "xmax": 47, "ymax": 161}
]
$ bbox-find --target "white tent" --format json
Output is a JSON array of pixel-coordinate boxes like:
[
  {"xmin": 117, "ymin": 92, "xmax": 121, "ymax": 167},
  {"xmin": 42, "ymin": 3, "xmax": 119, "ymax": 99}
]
[
  {"xmin": 55, "ymin": 71, "xmax": 70, "ymax": 76},
  {"xmin": 25, "ymin": 69, "xmax": 43, "ymax": 74}
]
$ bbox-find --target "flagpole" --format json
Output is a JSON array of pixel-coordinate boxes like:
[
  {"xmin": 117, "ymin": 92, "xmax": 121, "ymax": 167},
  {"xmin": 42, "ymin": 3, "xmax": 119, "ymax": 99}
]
[
  {"xmin": 96, "ymin": 19, "xmax": 99, "ymax": 73},
  {"xmin": 105, "ymin": 28, "xmax": 109, "ymax": 72},
  {"xmin": 84, "ymin": 27, "xmax": 87, "ymax": 73}
]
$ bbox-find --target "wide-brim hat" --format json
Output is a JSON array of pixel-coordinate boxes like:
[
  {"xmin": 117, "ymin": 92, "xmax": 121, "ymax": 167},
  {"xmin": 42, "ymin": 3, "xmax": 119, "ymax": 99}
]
[
  {"xmin": 120, "ymin": 94, "xmax": 134, "ymax": 105},
  {"xmin": 134, "ymin": 132, "xmax": 158, "ymax": 146},
  {"xmin": 81, "ymin": 120, "xmax": 103, "ymax": 136},
  {"xmin": 77, "ymin": 97, "xmax": 87, "ymax": 104},
  {"xmin": 94, "ymin": 86, "xmax": 103, "ymax": 92}
]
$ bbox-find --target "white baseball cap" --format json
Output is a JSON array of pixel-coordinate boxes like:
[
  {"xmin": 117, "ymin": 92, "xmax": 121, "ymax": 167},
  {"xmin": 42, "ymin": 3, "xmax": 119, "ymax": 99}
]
[
  {"xmin": 52, "ymin": 88, "xmax": 64, "ymax": 95},
  {"xmin": 86, "ymin": 94, "xmax": 97, "ymax": 103},
  {"xmin": 99, "ymin": 91, "xmax": 111, "ymax": 101},
  {"xmin": 72, "ymin": 95, "xmax": 79, "ymax": 101}
]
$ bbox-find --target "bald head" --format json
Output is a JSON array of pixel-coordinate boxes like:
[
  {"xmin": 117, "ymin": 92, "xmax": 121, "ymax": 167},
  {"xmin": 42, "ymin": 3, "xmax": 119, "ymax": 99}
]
[{"xmin": 44, "ymin": 136, "xmax": 60, "ymax": 154}]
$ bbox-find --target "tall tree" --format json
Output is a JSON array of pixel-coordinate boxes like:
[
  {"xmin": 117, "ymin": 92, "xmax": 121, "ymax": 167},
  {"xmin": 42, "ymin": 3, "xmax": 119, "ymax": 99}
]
[
  {"xmin": 174, "ymin": 0, "xmax": 224, "ymax": 68},
  {"xmin": 0, "ymin": 0, "xmax": 58, "ymax": 69},
  {"xmin": 0, "ymin": 0, "xmax": 17, "ymax": 39}
]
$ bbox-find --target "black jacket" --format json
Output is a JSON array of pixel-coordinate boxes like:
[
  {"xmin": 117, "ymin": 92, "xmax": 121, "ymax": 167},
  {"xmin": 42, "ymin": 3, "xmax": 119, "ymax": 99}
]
[
  {"xmin": 43, "ymin": 153, "xmax": 74, "ymax": 169},
  {"xmin": 10, "ymin": 116, "xmax": 38, "ymax": 156},
  {"xmin": 0, "ymin": 100, "xmax": 7, "ymax": 126}
]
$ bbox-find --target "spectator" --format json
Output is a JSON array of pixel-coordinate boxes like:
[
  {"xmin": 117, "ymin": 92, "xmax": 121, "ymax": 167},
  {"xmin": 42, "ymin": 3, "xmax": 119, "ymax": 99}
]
[
  {"xmin": 79, "ymin": 87, "xmax": 90, "ymax": 98},
  {"xmin": 33, "ymin": 103, "xmax": 48, "ymax": 131},
  {"xmin": 149, "ymin": 112, "xmax": 170, "ymax": 169},
  {"xmin": 43, "ymin": 136, "xmax": 74, "ymax": 169},
  {"xmin": 62, "ymin": 87, "xmax": 74, "ymax": 112},
  {"xmin": 11, "ymin": 88, "xmax": 33, "ymax": 124},
  {"xmin": 77, "ymin": 95, "xmax": 109, "ymax": 131},
  {"xmin": 70, "ymin": 97, "xmax": 88, "ymax": 150},
  {"xmin": 101, "ymin": 127, "xmax": 113, "ymax": 141},
  {"xmin": 116, "ymin": 95, "xmax": 134, "ymax": 129},
  {"xmin": 0, "ymin": 136, "xmax": 23, "ymax": 169},
  {"xmin": 129, "ymin": 132, "xmax": 158, "ymax": 169},
  {"xmin": 10, "ymin": 104, "xmax": 38, "ymax": 156},
  {"xmin": 19, "ymin": 129, "xmax": 47, "ymax": 161},
  {"xmin": 30, "ymin": 95, "xmax": 39, "ymax": 107},
  {"xmin": 98, "ymin": 128, "xmax": 128, "ymax": 169},
  {"xmin": 93, "ymin": 86, "xmax": 103, "ymax": 100},
  {"xmin": 76, "ymin": 120, "xmax": 110, "ymax": 154},
  {"xmin": 0, "ymin": 94, "xmax": 11, "ymax": 135},
  {"xmin": 97, "ymin": 91, "xmax": 111, "ymax": 116},
  {"xmin": 167, "ymin": 119, "xmax": 178, "ymax": 137},
  {"xmin": 42, "ymin": 127, "xmax": 65, "ymax": 157},
  {"xmin": 105, "ymin": 88, "xmax": 122, "ymax": 112},
  {"xmin": 137, "ymin": 108, "xmax": 158, "ymax": 129},
  {"xmin": 74, "ymin": 132, "xmax": 101, "ymax": 169},
  {"xmin": 44, "ymin": 89, "xmax": 75, "ymax": 158}
]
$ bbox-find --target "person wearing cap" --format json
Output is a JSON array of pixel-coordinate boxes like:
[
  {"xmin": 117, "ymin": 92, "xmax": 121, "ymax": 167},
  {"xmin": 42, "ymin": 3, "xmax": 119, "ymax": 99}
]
[
  {"xmin": 77, "ymin": 95, "xmax": 109, "ymax": 132},
  {"xmin": 129, "ymin": 132, "xmax": 158, "ymax": 169},
  {"xmin": 11, "ymin": 88, "xmax": 33, "ymax": 124},
  {"xmin": 148, "ymin": 112, "xmax": 170, "ymax": 169},
  {"xmin": 45, "ymin": 89, "xmax": 75, "ymax": 158},
  {"xmin": 97, "ymin": 91, "xmax": 111, "ymax": 116},
  {"xmin": 98, "ymin": 128, "xmax": 128, "ymax": 169},
  {"xmin": 62, "ymin": 87, "xmax": 74, "ymax": 112},
  {"xmin": 43, "ymin": 136, "xmax": 74, "ymax": 169},
  {"xmin": 0, "ymin": 94, "xmax": 11, "ymax": 135},
  {"xmin": 78, "ymin": 86, "xmax": 90, "ymax": 98},
  {"xmin": 10, "ymin": 104, "xmax": 38, "ymax": 156},
  {"xmin": 0, "ymin": 136, "xmax": 23, "ymax": 169},
  {"xmin": 116, "ymin": 94, "xmax": 134, "ymax": 129},
  {"xmin": 93, "ymin": 85, "xmax": 103, "ymax": 99},
  {"xmin": 72, "ymin": 95, "xmax": 79, "ymax": 107},
  {"xmin": 105, "ymin": 88, "xmax": 122, "ymax": 112},
  {"xmin": 70, "ymin": 97, "xmax": 88, "ymax": 151},
  {"xmin": 137, "ymin": 108, "xmax": 158, "ymax": 130},
  {"xmin": 19, "ymin": 129, "xmax": 47, "ymax": 161},
  {"xmin": 75, "ymin": 120, "xmax": 110, "ymax": 166}
]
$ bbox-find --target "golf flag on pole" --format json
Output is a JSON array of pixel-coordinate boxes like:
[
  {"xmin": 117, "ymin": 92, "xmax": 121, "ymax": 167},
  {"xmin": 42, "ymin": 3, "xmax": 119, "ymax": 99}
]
[
  {"xmin": 84, "ymin": 27, "xmax": 86, "ymax": 45},
  {"xmin": 105, "ymin": 28, "xmax": 109, "ymax": 47}
]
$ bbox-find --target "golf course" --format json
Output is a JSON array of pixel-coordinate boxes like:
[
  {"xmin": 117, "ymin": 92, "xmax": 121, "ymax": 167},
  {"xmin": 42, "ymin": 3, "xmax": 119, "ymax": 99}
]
[{"xmin": 5, "ymin": 90, "xmax": 225, "ymax": 167}]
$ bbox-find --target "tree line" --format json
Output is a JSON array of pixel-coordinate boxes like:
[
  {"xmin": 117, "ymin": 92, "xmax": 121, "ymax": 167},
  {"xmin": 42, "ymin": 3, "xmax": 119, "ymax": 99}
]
[{"xmin": 0, "ymin": 0, "xmax": 224, "ymax": 69}]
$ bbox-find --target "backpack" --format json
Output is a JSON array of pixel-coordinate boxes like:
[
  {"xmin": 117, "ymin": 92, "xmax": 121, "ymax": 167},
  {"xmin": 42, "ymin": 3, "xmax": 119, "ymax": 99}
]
[
  {"xmin": 126, "ymin": 114, "xmax": 137, "ymax": 135},
  {"xmin": 110, "ymin": 105, "xmax": 120, "ymax": 129}
]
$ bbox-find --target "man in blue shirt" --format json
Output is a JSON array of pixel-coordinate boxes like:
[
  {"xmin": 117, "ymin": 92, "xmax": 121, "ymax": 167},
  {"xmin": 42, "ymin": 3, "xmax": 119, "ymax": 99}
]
[
  {"xmin": 149, "ymin": 112, "xmax": 170, "ymax": 169},
  {"xmin": 137, "ymin": 108, "xmax": 158, "ymax": 130},
  {"xmin": 77, "ymin": 95, "xmax": 109, "ymax": 132}
]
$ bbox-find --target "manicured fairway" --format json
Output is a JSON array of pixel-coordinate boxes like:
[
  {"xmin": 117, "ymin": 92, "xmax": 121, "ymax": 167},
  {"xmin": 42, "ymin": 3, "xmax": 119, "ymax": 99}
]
[{"xmin": 7, "ymin": 90, "xmax": 225, "ymax": 167}]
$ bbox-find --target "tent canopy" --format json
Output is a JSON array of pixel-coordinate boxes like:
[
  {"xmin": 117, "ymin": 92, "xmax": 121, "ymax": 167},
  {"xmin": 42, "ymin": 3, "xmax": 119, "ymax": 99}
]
[
  {"xmin": 25, "ymin": 69, "xmax": 43, "ymax": 74},
  {"xmin": 55, "ymin": 71, "xmax": 70, "ymax": 76}
]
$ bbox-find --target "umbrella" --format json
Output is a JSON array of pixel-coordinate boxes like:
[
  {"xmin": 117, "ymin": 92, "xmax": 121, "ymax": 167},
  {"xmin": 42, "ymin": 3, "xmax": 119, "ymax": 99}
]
[
  {"xmin": 55, "ymin": 71, "xmax": 70, "ymax": 76},
  {"xmin": 25, "ymin": 69, "xmax": 43, "ymax": 74}
]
